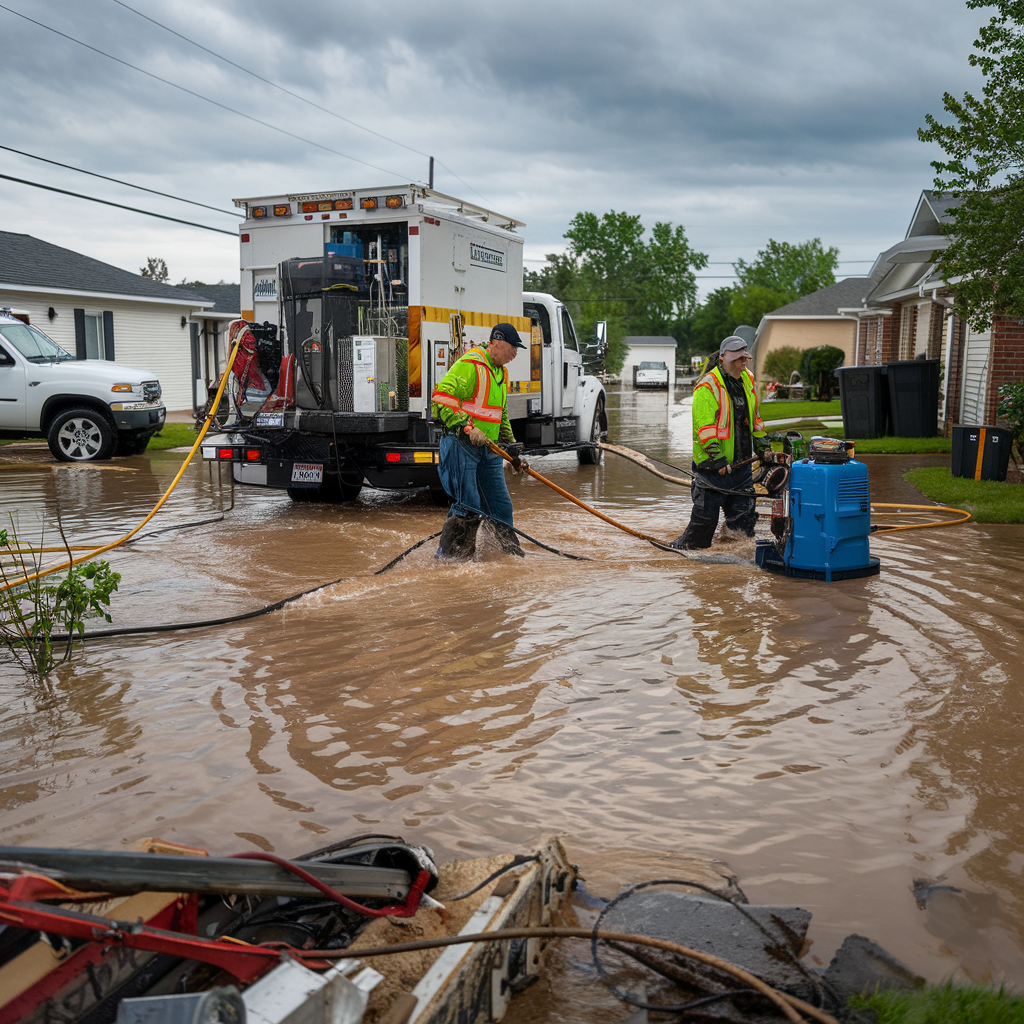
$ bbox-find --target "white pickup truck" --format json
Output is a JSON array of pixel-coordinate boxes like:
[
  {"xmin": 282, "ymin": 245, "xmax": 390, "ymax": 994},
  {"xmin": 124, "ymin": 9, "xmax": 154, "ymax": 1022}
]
[
  {"xmin": 633, "ymin": 361, "xmax": 669, "ymax": 390},
  {"xmin": 0, "ymin": 309, "xmax": 166, "ymax": 461}
]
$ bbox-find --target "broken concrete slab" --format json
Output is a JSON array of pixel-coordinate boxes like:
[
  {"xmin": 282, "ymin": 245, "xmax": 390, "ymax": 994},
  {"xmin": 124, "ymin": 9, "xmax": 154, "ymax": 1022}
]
[
  {"xmin": 601, "ymin": 891, "xmax": 818, "ymax": 999},
  {"xmin": 823, "ymin": 934, "xmax": 925, "ymax": 1001}
]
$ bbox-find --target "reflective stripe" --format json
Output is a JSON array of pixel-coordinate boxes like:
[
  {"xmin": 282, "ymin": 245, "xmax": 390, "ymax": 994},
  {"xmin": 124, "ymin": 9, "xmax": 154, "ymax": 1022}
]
[
  {"xmin": 695, "ymin": 374, "xmax": 732, "ymax": 440},
  {"xmin": 430, "ymin": 349, "xmax": 506, "ymax": 425}
]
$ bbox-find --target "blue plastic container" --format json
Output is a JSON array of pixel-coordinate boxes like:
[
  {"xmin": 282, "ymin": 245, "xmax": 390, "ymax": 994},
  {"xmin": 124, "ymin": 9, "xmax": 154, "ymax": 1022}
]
[{"xmin": 756, "ymin": 458, "xmax": 879, "ymax": 582}]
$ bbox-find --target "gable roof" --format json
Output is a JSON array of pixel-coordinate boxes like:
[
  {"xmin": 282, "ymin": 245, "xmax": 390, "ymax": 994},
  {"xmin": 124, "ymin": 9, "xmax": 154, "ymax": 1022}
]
[
  {"xmin": 907, "ymin": 190, "xmax": 961, "ymax": 238},
  {"xmin": 176, "ymin": 283, "xmax": 239, "ymax": 314},
  {"xmin": 764, "ymin": 277, "xmax": 874, "ymax": 317},
  {"xmin": 0, "ymin": 231, "xmax": 212, "ymax": 305}
]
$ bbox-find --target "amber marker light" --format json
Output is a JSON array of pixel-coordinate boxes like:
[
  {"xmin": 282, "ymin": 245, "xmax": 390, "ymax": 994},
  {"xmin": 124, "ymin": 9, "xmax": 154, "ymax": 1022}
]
[
  {"xmin": 273, "ymin": 204, "xmax": 291, "ymax": 217},
  {"xmin": 361, "ymin": 197, "xmax": 378, "ymax": 210},
  {"xmin": 110, "ymin": 383, "xmax": 134, "ymax": 393},
  {"xmin": 335, "ymin": 198, "xmax": 353, "ymax": 210},
  {"xmin": 385, "ymin": 195, "xmax": 404, "ymax": 209}
]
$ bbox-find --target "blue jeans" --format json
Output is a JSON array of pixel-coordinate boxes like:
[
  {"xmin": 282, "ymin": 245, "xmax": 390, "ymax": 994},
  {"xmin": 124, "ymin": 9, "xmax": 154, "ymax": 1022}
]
[{"xmin": 438, "ymin": 434, "xmax": 514, "ymax": 527}]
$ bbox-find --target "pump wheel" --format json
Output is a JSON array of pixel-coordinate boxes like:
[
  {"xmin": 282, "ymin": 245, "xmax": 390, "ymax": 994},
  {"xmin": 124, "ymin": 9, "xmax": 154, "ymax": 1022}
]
[{"xmin": 577, "ymin": 396, "xmax": 606, "ymax": 465}]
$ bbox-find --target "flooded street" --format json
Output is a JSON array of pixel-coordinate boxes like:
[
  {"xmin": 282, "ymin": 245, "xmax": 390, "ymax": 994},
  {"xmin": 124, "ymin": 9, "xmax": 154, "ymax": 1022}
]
[{"xmin": 2, "ymin": 388, "xmax": 1024, "ymax": 1010}]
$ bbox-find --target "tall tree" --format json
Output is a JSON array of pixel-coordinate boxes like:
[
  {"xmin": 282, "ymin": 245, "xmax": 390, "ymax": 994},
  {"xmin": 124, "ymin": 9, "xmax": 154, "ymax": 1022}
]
[
  {"xmin": 919, "ymin": 0, "xmax": 1024, "ymax": 330},
  {"xmin": 734, "ymin": 238, "xmax": 839, "ymax": 302},
  {"xmin": 527, "ymin": 211, "xmax": 707, "ymax": 373},
  {"xmin": 139, "ymin": 257, "xmax": 169, "ymax": 283}
]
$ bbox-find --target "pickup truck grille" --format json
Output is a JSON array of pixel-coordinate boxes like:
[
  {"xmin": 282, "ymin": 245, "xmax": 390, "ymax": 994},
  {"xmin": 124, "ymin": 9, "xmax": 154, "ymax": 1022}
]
[{"xmin": 142, "ymin": 381, "xmax": 161, "ymax": 402}]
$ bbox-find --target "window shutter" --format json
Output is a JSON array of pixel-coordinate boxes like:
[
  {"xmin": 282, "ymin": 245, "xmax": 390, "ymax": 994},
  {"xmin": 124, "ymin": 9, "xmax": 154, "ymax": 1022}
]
[
  {"xmin": 103, "ymin": 311, "xmax": 115, "ymax": 360},
  {"xmin": 73, "ymin": 308, "xmax": 86, "ymax": 360}
]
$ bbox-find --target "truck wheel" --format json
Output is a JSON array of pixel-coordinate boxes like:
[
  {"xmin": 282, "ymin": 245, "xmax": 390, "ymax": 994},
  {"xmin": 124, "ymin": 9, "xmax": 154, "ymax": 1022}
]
[
  {"xmin": 577, "ymin": 397, "xmax": 606, "ymax": 465},
  {"xmin": 48, "ymin": 408, "xmax": 115, "ymax": 462}
]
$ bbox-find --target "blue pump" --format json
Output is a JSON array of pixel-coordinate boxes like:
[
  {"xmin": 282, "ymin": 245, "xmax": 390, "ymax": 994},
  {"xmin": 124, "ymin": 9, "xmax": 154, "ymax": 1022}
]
[{"xmin": 755, "ymin": 453, "xmax": 880, "ymax": 582}]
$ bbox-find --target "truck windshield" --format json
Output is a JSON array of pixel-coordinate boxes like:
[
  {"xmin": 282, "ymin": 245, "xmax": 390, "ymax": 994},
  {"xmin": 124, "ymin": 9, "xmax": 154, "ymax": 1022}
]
[
  {"xmin": 639, "ymin": 361, "xmax": 667, "ymax": 370},
  {"xmin": 0, "ymin": 323, "xmax": 75, "ymax": 362}
]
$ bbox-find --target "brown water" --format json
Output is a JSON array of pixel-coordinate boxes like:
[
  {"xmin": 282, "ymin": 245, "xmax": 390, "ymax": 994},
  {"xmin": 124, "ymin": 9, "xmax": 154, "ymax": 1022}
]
[{"xmin": 2, "ymin": 389, "xmax": 1023, "ymax": 1011}]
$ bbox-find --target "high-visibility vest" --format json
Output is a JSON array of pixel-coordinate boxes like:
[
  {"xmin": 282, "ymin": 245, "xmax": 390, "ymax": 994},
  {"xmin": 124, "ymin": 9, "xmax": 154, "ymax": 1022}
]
[
  {"xmin": 431, "ymin": 347, "xmax": 509, "ymax": 440},
  {"xmin": 693, "ymin": 366, "xmax": 764, "ymax": 463}
]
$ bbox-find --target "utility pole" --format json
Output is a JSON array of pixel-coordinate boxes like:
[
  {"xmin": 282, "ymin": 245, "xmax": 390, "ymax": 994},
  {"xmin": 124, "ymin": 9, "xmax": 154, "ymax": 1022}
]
[{"xmin": 429, "ymin": 156, "xmax": 434, "ymax": 190}]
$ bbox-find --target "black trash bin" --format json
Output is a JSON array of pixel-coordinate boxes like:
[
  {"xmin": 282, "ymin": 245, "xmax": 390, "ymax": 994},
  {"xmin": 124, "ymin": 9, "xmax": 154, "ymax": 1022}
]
[
  {"xmin": 886, "ymin": 359, "xmax": 939, "ymax": 436},
  {"xmin": 951, "ymin": 425, "xmax": 1013, "ymax": 481},
  {"xmin": 835, "ymin": 365, "xmax": 889, "ymax": 438}
]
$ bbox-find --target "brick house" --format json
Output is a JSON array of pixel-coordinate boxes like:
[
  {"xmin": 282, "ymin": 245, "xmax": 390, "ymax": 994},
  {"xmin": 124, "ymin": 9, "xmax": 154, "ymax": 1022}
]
[{"xmin": 842, "ymin": 191, "xmax": 1022, "ymax": 430}]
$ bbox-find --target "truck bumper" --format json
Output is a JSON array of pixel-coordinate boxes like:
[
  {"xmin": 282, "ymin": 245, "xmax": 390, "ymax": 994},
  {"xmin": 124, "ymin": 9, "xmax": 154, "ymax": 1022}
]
[{"xmin": 110, "ymin": 404, "xmax": 166, "ymax": 430}]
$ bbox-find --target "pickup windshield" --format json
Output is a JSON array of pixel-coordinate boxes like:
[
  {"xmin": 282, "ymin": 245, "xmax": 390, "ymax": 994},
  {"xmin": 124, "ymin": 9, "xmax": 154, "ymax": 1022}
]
[
  {"xmin": 638, "ymin": 361, "xmax": 667, "ymax": 370},
  {"xmin": 0, "ymin": 323, "xmax": 75, "ymax": 362}
]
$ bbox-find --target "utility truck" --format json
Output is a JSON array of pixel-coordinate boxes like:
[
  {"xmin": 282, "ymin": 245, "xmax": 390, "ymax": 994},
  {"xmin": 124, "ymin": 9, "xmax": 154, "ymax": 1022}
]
[{"xmin": 203, "ymin": 186, "xmax": 606, "ymax": 501}]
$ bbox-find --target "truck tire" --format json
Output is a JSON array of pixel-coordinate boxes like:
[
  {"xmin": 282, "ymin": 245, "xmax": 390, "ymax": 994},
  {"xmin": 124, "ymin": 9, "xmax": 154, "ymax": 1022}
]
[
  {"xmin": 577, "ymin": 396, "xmax": 606, "ymax": 465},
  {"xmin": 47, "ymin": 408, "xmax": 115, "ymax": 462}
]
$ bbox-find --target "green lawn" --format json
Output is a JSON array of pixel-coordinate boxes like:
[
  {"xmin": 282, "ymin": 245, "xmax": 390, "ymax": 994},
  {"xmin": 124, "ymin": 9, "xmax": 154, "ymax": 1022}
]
[
  {"xmin": 146, "ymin": 423, "xmax": 198, "ymax": 451},
  {"xmin": 851, "ymin": 981, "xmax": 1024, "ymax": 1023},
  {"xmin": 905, "ymin": 466, "xmax": 1024, "ymax": 523},
  {"xmin": 760, "ymin": 399, "xmax": 841, "ymax": 422}
]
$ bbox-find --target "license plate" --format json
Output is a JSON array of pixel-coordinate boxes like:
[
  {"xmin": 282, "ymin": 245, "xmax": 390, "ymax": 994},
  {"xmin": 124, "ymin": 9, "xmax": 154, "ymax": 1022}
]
[
  {"xmin": 291, "ymin": 462, "xmax": 323, "ymax": 485},
  {"xmin": 254, "ymin": 412, "xmax": 284, "ymax": 428}
]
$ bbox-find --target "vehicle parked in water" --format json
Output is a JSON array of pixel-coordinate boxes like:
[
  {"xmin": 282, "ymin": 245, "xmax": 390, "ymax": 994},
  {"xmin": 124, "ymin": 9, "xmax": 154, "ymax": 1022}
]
[
  {"xmin": 202, "ymin": 185, "xmax": 606, "ymax": 502},
  {"xmin": 0, "ymin": 309, "xmax": 165, "ymax": 461},
  {"xmin": 633, "ymin": 360, "xmax": 669, "ymax": 390}
]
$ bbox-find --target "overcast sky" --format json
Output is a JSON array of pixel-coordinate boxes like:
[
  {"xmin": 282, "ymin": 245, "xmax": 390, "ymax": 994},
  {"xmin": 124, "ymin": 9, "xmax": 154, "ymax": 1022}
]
[{"xmin": 0, "ymin": 0, "xmax": 986, "ymax": 297}]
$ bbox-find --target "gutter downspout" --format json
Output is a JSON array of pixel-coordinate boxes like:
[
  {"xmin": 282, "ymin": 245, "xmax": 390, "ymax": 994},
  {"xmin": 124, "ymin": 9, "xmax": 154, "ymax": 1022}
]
[{"xmin": 933, "ymin": 290, "xmax": 956, "ymax": 426}]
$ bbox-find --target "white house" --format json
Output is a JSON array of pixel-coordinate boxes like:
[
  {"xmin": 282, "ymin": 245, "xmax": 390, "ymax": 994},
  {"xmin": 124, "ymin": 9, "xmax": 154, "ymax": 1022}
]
[
  {"xmin": 0, "ymin": 230, "xmax": 214, "ymax": 411},
  {"xmin": 621, "ymin": 336, "xmax": 677, "ymax": 387}
]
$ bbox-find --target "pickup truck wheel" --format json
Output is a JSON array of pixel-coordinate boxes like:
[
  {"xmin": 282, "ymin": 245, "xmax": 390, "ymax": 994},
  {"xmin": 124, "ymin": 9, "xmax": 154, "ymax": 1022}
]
[
  {"xmin": 577, "ymin": 397, "xmax": 606, "ymax": 465},
  {"xmin": 48, "ymin": 408, "xmax": 115, "ymax": 462}
]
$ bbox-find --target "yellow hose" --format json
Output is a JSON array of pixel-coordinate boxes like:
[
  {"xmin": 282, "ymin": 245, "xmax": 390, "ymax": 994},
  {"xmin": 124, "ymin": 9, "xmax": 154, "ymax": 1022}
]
[
  {"xmin": 869, "ymin": 501, "xmax": 972, "ymax": 532},
  {"xmin": 0, "ymin": 330, "xmax": 244, "ymax": 593}
]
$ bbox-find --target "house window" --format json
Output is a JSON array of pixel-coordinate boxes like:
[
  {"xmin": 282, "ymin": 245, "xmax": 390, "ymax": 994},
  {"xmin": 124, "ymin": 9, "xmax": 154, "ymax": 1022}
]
[{"xmin": 84, "ymin": 313, "xmax": 104, "ymax": 359}]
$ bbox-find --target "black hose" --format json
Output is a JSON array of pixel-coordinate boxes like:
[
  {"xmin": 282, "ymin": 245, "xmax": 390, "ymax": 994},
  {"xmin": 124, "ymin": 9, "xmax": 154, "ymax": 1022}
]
[
  {"xmin": 443, "ymin": 855, "xmax": 539, "ymax": 902},
  {"xmin": 46, "ymin": 531, "xmax": 442, "ymax": 643}
]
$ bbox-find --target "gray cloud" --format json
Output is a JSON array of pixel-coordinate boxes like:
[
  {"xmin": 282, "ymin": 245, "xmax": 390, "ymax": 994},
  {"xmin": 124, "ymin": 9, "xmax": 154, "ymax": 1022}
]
[{"xmin": 0, "ymin": 0, "xmax": 986, "ymax": 288}]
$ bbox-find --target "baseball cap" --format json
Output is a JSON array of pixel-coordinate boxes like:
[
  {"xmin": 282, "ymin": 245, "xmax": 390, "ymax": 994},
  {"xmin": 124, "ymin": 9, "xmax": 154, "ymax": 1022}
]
[
  {"xmin": 490, "ymin": 323, "xmax": 527, "ymax": 350},
  {"xmin": 719, "ymin": 335, "xmax": 750, "ymax": 356}
]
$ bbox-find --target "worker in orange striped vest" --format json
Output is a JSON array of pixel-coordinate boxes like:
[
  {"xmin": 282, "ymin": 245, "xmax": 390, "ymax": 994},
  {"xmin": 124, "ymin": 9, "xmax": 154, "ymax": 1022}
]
[
  {"xmin": 671, "ymin": 335, "xmax": 769, "ymax": 549},
  {"xmin": 431, "ymin": 322, "xmax": 527, "ymax": 528}
]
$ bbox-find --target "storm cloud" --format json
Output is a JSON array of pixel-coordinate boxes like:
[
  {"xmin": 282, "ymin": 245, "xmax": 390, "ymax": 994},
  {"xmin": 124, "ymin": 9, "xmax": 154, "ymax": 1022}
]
[{"xmin": 0, "ymin": 0, "xmax": 985, "ymax": 289}]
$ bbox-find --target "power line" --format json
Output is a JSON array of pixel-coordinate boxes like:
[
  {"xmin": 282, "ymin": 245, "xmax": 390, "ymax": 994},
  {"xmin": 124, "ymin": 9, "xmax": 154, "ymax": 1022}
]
[
  {"xmin": 108, "ymin": 0, "xmax": 489, "ymax": 205},
  {"xmin": 0, "ymin": 143, "xmax": 237, "ymax": 216},
  {"xmin": 0, "ymin": 172, "xmax": 237, "ymax": 236},
  {"xmin": 0, "ymin": 3, "xmax": 415, "ymax": 184}
]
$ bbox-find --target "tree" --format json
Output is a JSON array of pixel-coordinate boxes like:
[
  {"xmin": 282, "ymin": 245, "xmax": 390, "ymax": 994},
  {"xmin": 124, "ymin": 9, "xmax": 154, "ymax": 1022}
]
[
  {"xmin": 919, "ymin": 0, "xmax": 1024, "ymax": 330},
  {"xmin": 734, "ymin": 238, "xmax": 839, "ymax": 302},
  {"xmin": 139, "ymin": 257, "xmax": 169, "ymax": 283},
  {"xmin": 686, "ymin": 286, "xmax": 737, "ymax": 357},
  {"xmin": 729, "ymin": 284, "xmax": 791, "ymax": 330},
  {"xmin": 800, "ymin": 345, "xmax": 846, "ymax": 400},
  {"xmin": 762, "ymin": 345, "xmax": 804, "ymax": 383},
  {"xmin": 527, "ymin": 211, "xmax": 707, "ymax": 373}
]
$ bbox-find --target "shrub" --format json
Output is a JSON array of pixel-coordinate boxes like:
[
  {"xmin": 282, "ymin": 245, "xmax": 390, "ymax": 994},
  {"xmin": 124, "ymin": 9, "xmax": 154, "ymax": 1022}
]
[
  {"xmin": 800, "ymin": 345, "xmax": 845, "ymax": 400},
  {"xmin": 997, "ymin": 381, "xmax": 1024, "ymax": 463},
  {"xmin": 762, "ymin": 346, "xmax": 803, "ymax": 383}
]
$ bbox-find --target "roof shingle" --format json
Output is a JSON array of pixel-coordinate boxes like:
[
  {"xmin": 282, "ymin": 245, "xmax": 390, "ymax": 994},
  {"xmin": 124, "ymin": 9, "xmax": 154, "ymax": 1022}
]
[{"xmin": 0, "ymin": 230, "xmax": 212, "ymax": 304}]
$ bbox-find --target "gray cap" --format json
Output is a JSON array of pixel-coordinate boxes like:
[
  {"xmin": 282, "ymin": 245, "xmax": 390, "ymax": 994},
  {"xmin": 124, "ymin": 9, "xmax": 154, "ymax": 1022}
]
[{"xmin": 719, "ymin": 335, "xmax": 749, "ymax": 356}]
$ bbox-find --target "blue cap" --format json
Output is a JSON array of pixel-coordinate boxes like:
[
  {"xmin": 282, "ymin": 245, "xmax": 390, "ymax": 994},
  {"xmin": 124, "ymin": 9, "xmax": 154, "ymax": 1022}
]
[{"xmin": 490, "ymin": 323, "xmax": 527, "ymax": 350}]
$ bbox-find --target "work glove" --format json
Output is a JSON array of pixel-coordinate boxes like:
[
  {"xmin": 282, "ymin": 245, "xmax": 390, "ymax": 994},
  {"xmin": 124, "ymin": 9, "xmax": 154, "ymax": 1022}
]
[
  {"xmin": 703, "ymin": 455, "xmax": 731, "ymax": 475},
  {"xmin": 464, "ymin": 425, "xmax": 489, "ymax": 447},
  {"xmin": 511, "ymin": 455, "xmax": 530, "ymax": 474}
]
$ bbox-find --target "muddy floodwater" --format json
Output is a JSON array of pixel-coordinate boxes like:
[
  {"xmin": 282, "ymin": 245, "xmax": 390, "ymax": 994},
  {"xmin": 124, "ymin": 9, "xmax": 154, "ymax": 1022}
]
[{"xmin": 2, "ymin": 388, "xmax": 1024, "ymax": 1014}]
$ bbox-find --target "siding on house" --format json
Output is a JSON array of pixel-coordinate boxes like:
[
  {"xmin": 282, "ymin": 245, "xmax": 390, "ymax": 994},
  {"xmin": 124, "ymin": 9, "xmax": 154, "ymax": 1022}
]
[{"xmin": 1, "ymin": 290, "xmax": 196, "ymax": 410}]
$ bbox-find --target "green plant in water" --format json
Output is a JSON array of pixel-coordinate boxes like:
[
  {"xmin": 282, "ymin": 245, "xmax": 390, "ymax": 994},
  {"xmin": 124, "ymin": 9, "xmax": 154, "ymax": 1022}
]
[
  {"xmin": 0, "ymin": 521, "xmax": 120, "ymax": 675},
  {"xmin": 850, "ymin": 980, "xmax": 1024, "ymax": 1023}
]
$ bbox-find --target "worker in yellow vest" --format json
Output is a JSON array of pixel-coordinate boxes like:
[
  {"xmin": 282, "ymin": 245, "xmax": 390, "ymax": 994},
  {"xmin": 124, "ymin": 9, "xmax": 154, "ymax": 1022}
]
[
  {"xmin": 431, "ymin": 322, "xmax": 527, "ymax": 528},
  {"xmin": 671, "ymin": 336, "xmax": 769, "ymax": 549}
]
